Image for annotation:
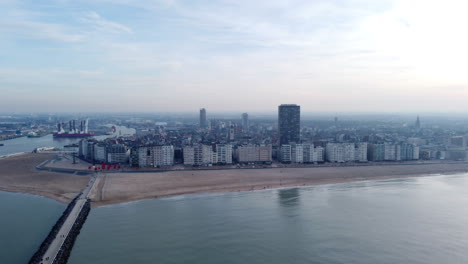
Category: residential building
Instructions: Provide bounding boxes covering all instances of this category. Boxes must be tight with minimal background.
[291,143,304,163]
[278,104,300,145]
[326,143,359,162]
[93,143,107,162]
[280,144,292,163]
[153,145,174,167]
[237,145,272,163]
[216,144,233,164]
[107,144,128,164]
[312,147,325,162]
[183,144,214,166]
[355,143,368,162]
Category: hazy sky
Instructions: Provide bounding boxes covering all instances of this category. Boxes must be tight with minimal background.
[1,0,468,113]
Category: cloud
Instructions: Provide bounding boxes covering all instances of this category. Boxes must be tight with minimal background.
[80,11,132,34]
[0,10,84,42]
[2,0,468,112]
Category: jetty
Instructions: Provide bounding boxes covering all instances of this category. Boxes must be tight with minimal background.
[29,174,98,264]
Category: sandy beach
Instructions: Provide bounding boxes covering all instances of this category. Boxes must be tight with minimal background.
[92,162,468,207]
[0,153,89,203]
[2,153,468,206]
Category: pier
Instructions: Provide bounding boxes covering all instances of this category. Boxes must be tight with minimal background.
[29,174,98,264]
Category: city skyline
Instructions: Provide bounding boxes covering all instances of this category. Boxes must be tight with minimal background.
[2,0,468,113]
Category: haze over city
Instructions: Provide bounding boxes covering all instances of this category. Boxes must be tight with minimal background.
[2,0,468,112]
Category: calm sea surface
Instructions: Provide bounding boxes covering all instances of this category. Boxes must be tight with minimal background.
[58,174,468,264]
[0,191,65,264]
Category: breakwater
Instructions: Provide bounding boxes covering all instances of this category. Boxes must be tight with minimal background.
[53,199,91,264]
[28,194,81,264]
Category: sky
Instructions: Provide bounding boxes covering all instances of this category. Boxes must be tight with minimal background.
[1,0,468,113]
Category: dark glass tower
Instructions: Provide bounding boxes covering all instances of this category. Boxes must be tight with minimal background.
[241,113,249,132]
[200,108,207,129]
[278,104,300,145]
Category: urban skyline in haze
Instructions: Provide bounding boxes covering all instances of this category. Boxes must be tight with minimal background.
[2,0,468,113]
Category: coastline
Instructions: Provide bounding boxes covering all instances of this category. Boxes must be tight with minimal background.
[92,172,458,207]
[0,153,89,204]
[90,162,468,207]
[1,153,468,207]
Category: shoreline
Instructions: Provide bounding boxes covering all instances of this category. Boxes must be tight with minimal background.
[93,172,458,207]
[0,170,462,208]
[0,153,89,205]
[90,162,468,207]
[1,153,468,207]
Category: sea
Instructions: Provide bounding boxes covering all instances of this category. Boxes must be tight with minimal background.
[1,129,468,263]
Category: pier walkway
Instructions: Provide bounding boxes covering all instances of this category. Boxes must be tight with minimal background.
[30,174,98,264]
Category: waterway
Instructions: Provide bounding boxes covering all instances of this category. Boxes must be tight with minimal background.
[64,174,468,264]
[0,125,135,157]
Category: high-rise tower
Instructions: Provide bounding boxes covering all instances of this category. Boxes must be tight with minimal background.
[278,104,300,145]
[415,115,421,129]
[200,108,207,129]
[241,113,249,132]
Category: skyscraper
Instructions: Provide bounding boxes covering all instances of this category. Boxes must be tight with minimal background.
[415,115,421,129]
[200,108,207,129]
[241,113,249,132]
[278,104,300,145]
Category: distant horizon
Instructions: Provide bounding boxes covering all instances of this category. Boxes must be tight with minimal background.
[1,110,468,119]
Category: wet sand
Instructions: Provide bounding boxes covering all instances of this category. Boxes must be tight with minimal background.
[0,153,89,203]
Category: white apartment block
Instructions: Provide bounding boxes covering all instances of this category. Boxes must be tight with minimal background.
[216,144,233,164]
[281,144,324,163]
[183,144,213,166]
[384,144,397,161]
[137,146,174,167]
[312,147,325,162]
[153,145,174,167]
[355,143,368,162]
[326,143,366,162]
[326,143,348,162]
[291,144,304,163]
[93,144,107,162]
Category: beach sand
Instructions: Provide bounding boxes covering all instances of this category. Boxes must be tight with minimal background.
[0,153,89,203]
[92,162,468,207]
[2,153,468,206]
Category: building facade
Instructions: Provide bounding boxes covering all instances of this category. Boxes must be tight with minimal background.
[200,108,207,129]
[237,145,272,163]
[278,104,300,145]
[242,113,249,132]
